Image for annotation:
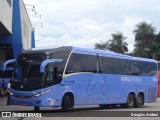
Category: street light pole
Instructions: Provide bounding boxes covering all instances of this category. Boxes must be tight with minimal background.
[153,53,155,59]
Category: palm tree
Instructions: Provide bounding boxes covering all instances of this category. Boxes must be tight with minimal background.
[133,21,155,48]
[94,41,109,50]
[133,41,146,57]
[109,32,128,54]
[133,21,156,58]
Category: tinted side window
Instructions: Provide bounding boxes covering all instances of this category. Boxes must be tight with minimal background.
[99,56,157,76]
[45,64,54,83]
[50,50,71,72]
[66,53,97,74]
[145,62,157,76]
[43,63,63,88]
[99,57,129,74]
[45,63,62,83]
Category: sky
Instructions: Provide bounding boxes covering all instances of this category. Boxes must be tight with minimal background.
[23,0,160,52]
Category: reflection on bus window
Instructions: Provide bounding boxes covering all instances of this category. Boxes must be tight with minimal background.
[66,53,97,74]
[99,57,157,76]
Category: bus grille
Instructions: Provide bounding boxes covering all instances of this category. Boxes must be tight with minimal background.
[13,95,33,99]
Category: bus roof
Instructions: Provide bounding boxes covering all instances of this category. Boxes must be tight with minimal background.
[71,47,156,63]
[22,46,156,63]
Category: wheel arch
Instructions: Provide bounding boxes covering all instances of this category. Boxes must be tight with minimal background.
[126,91,136,102]
[61,91,75,106]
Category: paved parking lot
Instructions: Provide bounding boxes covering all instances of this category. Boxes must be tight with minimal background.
[0,97,160,120]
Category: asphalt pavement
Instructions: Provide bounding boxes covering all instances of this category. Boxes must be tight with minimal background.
[0,97,160,120]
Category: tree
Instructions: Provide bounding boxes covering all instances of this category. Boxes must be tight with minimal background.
[109,32,128,54]
[133,21,156,58]
[151,32,160,59]
[152,32,160,52]
[94,40,109,50]
[133,41,147,57]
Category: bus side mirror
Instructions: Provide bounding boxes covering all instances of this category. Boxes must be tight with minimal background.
[40,59,63,73]
[3,59,16,71]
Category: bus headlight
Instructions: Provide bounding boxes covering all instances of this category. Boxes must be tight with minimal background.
[33,94,41,97]
[33,90,51,97]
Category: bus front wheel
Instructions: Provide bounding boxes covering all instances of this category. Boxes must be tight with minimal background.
[126,94,135,108]
[135,93,144,108]
[61,94,71,112]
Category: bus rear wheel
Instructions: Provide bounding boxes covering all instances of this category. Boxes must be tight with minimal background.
[126,94,135,108]
[135,93,144,108]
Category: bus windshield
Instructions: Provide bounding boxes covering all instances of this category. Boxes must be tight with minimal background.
[11,50,71,91]
[11,54,46,91]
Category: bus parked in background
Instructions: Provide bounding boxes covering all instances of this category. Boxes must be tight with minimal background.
[157,61,160,97]
[0,59,16,88]
[9,46,158,111]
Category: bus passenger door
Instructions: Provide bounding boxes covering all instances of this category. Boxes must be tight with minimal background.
[40,60,63,107]
[43,66,62,107]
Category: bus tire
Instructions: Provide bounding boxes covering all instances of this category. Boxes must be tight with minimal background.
[99,104,110,108]
[126,94,135,108]
[61,94,70,112]
[34,106,40,111]
[111,104,117,108]
[135,93,144,108]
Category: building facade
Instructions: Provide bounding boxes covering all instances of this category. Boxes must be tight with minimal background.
[0,0,35,66]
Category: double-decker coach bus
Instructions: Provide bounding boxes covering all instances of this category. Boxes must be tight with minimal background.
[10,46,158,111]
